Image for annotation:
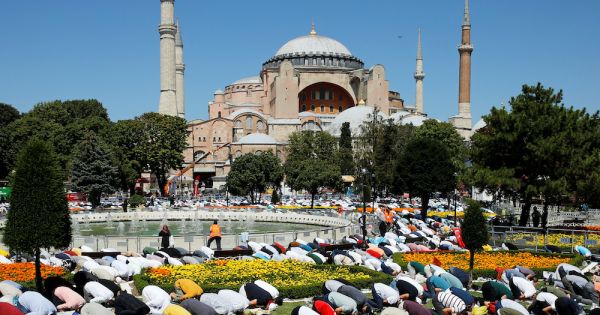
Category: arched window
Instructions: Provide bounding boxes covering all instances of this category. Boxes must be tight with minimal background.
[338,105,343,112]
[302,121,320,131]
[256,121,265,132]
[234,120,242,128]
[311,104,315,111]
[255,150,263,155]
[320,105,325,112]
[301,104,306,112]
[245,116,253,129]
[235,151,242,158]
[218,111,221,118]
[194,151,206,161]
[329,105,334,113]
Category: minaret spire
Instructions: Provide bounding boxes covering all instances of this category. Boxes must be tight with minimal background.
[462,0,470,26]
[414,28,425,115]
[158,0,178,116]
[450,0,474,139]
[175,19,185,118]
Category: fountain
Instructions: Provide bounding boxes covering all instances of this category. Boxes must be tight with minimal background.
[131,212,139,231]
[116,222,125,235]
[83,214,91,229]
[180,217,187,230]
[106,213,113,228]
[225,217,232,233]
[72,220,80,234]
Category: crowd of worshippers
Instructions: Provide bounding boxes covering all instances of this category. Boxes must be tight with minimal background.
[290,261,600,315]
[0,275,282,314]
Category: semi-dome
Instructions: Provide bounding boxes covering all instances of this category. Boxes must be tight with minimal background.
[400,115,428,127]
[235,133,279,145]
[327,105,388,137]
[275,35,352,57]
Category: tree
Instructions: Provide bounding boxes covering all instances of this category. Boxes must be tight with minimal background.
[414,120,466,172]
[226,152,283,203]
[3,139,71,292]
[395,138,456,219]
[338,122,354,175]
[71,133,119,208]
[470,83,600,225]
[134,113,188,196]
[461,199,490,283]
[0,103,20,128]
[102,119,145,194]
[285,131,342,208]
[0,103,21,179]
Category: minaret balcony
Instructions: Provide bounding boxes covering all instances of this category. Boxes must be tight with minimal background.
[458,44,473,53]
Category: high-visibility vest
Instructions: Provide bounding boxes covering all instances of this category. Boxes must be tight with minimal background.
[210,224,222,238]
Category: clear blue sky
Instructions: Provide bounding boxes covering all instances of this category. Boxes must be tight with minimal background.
[1,0,599,123]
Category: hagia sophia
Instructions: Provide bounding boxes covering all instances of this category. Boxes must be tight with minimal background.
[157,0,474,189]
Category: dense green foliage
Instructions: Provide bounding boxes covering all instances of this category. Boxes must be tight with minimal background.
[128,194,146,208]
[395,138,456,219]
[461,200,490,274]
[227,152,283,203]
[0,103,21,179]
[134,265,391,299]
[469,83,600,225]
[71,133,119,208]
[1,100,110,178]
[338,122,354,175]
[3,139,71,291]
[284,131,342,208]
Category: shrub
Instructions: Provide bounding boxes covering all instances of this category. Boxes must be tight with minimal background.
[128,194,145,207]
[135,260,391,299]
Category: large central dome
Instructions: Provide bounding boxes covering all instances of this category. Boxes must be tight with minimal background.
[263,26,363,70]
[275,34,352,57]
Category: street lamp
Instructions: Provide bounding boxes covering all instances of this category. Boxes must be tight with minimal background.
[360,168,368,248]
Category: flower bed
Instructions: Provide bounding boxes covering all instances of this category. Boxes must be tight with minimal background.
[505,232,600,249]
[134,260,392,299]
[0,263,65,286]
[392,251,581,279]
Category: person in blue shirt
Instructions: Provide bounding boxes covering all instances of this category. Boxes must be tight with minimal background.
[424,275,451,302]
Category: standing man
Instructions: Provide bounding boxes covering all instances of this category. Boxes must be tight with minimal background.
[207,220,222,250]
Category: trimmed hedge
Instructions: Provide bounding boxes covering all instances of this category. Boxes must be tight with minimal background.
[392,251,584,279]
[134,264,392,299]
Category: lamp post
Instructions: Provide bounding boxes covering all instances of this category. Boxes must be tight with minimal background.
[361,168,368,248]
[453,192,458,226]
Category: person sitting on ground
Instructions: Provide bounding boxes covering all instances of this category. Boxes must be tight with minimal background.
[325,291,358,314]
[371,283,400,310]
[481,280,514,301]
[432,289,467,315]
[217,289,250,314]
[83,281,115,305]
[508,275,537,300]
[559,274,599,305]
[53,285,86,311]
[312,297,336,315]
[529,291,559,315]
[114,291,151,315]
[80,302,115,315]
[239,281,282,311]
[292,305,320,315]
[394,275,423,302]
[16,291,57,315]
[336,284,373,314]
[170,279,203,302]
[142,285,172,314]
[401,299,431,315]
[180,298,218,315]
[163,303,193,315]
[0,302,25,315]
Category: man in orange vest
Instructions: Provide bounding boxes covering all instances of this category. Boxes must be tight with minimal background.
[207,220,222,250]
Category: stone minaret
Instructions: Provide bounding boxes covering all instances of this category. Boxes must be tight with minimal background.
[451,0,473,138]
[158,0,178,116]
[414,28,425,115]
[175,21,185,118]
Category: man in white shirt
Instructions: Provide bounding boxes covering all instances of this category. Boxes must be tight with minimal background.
[532,292,558,315]
[83,281,114,305]
[371,283,400,310]
[510,276,536,299]
[142,285,171,314]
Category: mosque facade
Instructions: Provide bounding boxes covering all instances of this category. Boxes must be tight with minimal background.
[157,0,473,189]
